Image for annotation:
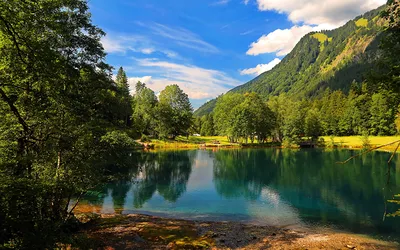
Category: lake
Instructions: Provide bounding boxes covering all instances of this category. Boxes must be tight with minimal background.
[78,148,400,239]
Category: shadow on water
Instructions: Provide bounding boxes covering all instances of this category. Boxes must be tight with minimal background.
[78,148,400,239]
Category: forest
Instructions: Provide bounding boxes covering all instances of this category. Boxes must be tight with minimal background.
[194,85,400,145]
[0,0,399,248]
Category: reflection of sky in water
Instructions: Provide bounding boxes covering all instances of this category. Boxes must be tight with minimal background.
[79,149,400,238]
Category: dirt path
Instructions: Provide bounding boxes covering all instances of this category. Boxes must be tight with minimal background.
[71,214,399,250]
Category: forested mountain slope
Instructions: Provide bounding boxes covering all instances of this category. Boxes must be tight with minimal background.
[194,6,386,116]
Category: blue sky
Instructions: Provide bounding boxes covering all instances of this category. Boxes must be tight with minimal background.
[88,0,385,109]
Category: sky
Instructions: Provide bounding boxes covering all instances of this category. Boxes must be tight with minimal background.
[88,0,386,109]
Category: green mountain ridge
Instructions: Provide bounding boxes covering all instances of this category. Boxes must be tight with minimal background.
[194,6,386,117]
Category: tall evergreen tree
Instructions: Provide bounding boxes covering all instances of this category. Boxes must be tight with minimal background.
[115,66,132,126]
[116,66,129,95]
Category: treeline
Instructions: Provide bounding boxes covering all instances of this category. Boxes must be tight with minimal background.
[194,84,400,144]
[130,78,193,139]
[112,67,193,140]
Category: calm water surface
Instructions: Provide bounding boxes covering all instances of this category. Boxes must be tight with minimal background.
[80,149,400,239]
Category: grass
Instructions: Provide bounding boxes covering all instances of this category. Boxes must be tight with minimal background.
[144,135,400,152]
[355,18,369,27]
[311,33,329,43]
[149,136,237,149]
[321,136,400,151]
[311,33,332,52]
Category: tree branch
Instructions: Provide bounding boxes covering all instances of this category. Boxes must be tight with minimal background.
[0,87,30,133]
[337,140,400,164]
[0,14,28,65]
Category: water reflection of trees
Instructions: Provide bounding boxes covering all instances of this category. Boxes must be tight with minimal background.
[213,149,279,200]
[83,150,195,210]
[213,149,400,232]
[132,151,195,207]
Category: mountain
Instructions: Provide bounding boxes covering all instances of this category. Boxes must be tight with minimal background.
[194,6,386,117]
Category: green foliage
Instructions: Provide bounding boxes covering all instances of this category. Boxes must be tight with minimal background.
[214,92,274,143]
[205,0,400,141]
[395,109,400,134]
[369,91,397,135]
[100,131,140,150]
[200,114,215,136]
[140,134,151,143]
[305,109,322,140]
[361,133,372,150]
[114,67,132,127]
[311,33,331,51]
[197,6,387,116]
[0,0,139,247]
[194,98,218,117]
[133,82,158,136]
[281,101,306,143]
[156,85,193,139]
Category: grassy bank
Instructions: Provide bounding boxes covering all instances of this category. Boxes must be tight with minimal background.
[147,136,239,149]
[322,136,400,151]
[142,135,400,152]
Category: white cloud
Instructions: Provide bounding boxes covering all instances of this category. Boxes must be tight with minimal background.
[144,23,219,53]
[141,48,155,54]
[210,0,231,6]
[126,59,241,100]
[240,58,281,76]
[256,0,386,27]
[101,36,128,54]
[243,0,250,4]
[246,0,385,57]
[101,33,180,58]
[240,29,255,36]
[247,25,316,56]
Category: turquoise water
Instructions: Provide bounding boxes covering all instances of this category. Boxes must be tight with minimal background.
[81,149,400,238]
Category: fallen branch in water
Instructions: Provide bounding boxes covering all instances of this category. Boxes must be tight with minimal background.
[336,140,400,164]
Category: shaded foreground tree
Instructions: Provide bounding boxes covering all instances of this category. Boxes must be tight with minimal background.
[0,0,137,248]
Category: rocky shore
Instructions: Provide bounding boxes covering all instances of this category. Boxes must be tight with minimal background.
[70,213,399,249]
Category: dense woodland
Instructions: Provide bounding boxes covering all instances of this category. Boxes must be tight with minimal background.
[194,85,400,145]
[0,0,399,248]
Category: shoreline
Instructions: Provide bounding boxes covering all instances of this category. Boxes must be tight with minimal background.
[70,213,399,249]
[138,136,400,152]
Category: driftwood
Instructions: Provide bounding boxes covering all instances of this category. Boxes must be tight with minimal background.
[337,139,400,221]
[336,140,400,164]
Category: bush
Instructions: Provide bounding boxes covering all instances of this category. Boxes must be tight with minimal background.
[101,131,140,150]
[282,138,299,148]
[361,133,371,150]
[317,137,326,147]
